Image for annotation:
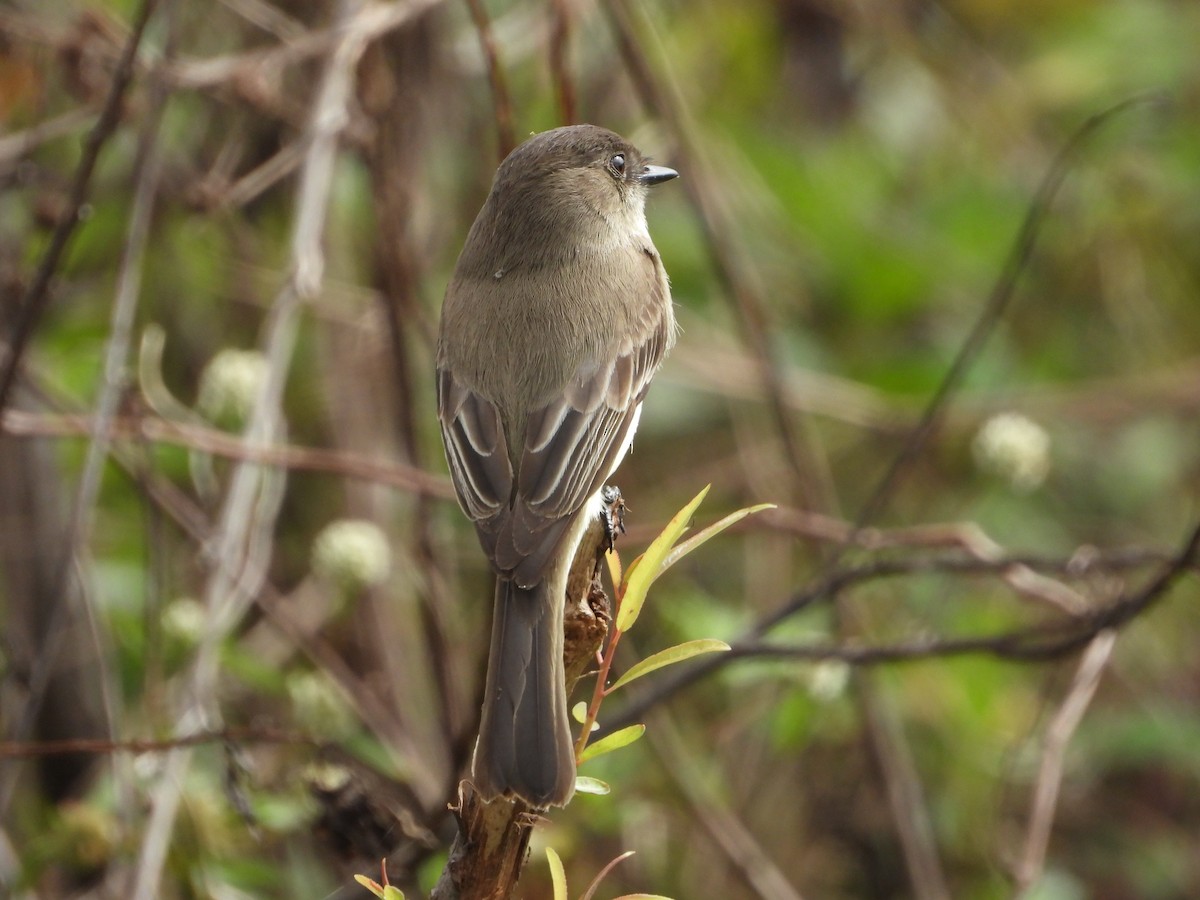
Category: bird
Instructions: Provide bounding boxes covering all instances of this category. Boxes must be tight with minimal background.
[436,124,678,807]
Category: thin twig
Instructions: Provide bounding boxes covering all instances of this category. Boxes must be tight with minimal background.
[1012,630,1117,895]
[0,0,158,414]
[130,4,403,896]
[645,712,806,900]
[463,0,516,160]
[603,0,832,511]
[548,0,576,124]
[599,518,1200,733]
[1,409,455,498]
[0,105,99,168]
[851,95,1158,534]
[0,727,317,759]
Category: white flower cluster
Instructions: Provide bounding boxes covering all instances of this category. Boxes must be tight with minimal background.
[972,412,1051,493]
[197,348,268,425]
[161,596,207,644]
[312,519,392,594]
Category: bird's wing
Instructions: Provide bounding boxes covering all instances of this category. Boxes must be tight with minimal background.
[438,275,672,587]
[499,285,672,586]
[437,366,513,563]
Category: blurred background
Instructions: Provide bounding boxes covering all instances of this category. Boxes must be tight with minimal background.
[1,0,1198,897]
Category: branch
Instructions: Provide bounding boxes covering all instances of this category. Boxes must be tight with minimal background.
[598,520,1200,734]
[851,95,1160,534]
[548,0,576,124]
[463,0,516,160]
[602,0,832,510]
[130,4,405,896]
[1012,630,1116,895]
[0,0,158,414]
[1,409,455,498]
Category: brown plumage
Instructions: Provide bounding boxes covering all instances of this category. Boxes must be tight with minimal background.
[437,125,677,806]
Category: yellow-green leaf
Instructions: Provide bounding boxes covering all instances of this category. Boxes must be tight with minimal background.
[605,546,623,591]
[546,847,568,900]
[354,875,384,898]
[660,504,775,575]
[577,723,646,764]
[352,875,404,900]
[607,640,731,694]
[616,485,710,632]
[574,775,611,795]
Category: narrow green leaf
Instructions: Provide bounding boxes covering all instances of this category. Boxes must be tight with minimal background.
[616,485,710,632]
[660,504,775,575]
[607,640,731,694]
[354,875,385,899]
[577,723,646,764]
[573,775,611,795]
[353,876,405,900]
[546,847,568,900]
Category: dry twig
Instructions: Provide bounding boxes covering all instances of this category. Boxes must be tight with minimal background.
[1012,631,1117,895]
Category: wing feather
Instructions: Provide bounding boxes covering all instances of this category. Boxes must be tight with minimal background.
[438,264,673,589]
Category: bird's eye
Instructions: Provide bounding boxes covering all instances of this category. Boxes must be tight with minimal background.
[609,153,626,176]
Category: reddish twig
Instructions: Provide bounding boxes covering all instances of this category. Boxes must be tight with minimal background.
[0,727,315,759]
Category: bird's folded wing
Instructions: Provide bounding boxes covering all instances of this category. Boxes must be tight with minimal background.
[438,292,672,585]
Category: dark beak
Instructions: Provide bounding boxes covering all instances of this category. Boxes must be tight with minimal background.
[637,164,678,186]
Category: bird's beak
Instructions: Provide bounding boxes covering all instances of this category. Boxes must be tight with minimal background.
[636,164,678,186]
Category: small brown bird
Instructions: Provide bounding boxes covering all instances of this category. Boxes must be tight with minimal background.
[436,125,678,807]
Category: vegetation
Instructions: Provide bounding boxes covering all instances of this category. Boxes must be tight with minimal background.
[0,0,1198,897]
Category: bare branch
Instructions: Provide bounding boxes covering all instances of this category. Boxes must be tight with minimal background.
[1012,631,1116,895]
[0,0,158,414]
[463,0,516,159]
[1,409,455,498]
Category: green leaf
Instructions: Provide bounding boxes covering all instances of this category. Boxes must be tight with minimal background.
[352,875,404,899]
[607,639,731,694]
[546,847,568,900]
[616,486,711,632]
[578,724,646,764]
[573,775,611,795]
[354,875,384,898]
[660,504,775,575]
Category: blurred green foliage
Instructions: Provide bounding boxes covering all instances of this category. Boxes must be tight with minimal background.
[0,0,1198,897]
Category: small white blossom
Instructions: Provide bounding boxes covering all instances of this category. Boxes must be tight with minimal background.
[973,412,1051,493]
[197,348,268,425]
[809,660,850,702]
[312,519,392,593]
[162,596,206,644]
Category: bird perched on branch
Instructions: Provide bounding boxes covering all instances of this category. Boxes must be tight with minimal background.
[437,124,678,807]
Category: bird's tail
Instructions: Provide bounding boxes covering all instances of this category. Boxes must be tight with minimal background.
[473,577,576,807]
